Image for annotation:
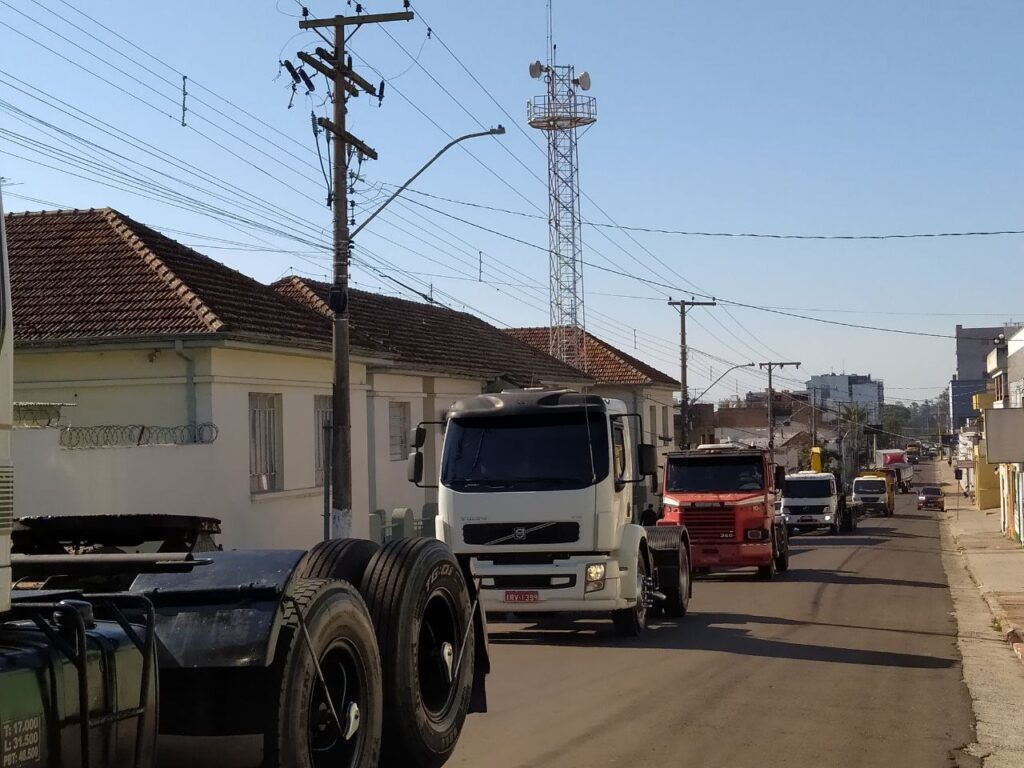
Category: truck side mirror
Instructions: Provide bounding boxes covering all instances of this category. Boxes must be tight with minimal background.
[637,443,657,477]
[774,465,786,491]
[411,424,427,449]
[407,451,424,485]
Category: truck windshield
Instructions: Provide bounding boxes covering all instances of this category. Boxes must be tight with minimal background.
[784,479,832,498]
[665,455,764,493]
[441,412,609,491]
[855,480,886,494]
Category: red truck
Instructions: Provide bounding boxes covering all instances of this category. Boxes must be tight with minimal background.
[659,444,790,578]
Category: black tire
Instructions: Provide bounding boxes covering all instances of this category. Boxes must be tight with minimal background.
[266,578,383,768]
[359,538,474,768]
[757,538,778,580]
[774,534,790,573]
[612,552,649,637]
[663,542,691,618]
[300,538,381,584]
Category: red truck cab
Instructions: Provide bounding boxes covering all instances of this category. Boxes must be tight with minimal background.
[660,444,789,579]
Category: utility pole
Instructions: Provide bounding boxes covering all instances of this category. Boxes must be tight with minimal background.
[668,299,716,449]
[758,361,801,465]
[299,9,412,538]
[809,386,818,446]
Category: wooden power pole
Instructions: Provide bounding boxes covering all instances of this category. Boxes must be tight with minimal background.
[299,9,412,538]
[668,299,716,449]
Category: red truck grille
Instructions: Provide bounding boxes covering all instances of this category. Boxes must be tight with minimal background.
[682,511,736,542]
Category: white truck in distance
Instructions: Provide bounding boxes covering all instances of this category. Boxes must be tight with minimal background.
[782,471,843,535]
[408,389,693,637]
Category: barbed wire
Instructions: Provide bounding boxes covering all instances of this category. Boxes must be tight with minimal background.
[55,423,219,449]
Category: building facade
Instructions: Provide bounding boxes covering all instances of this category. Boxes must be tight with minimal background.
[6,208,590,550]
[806,373,884,424]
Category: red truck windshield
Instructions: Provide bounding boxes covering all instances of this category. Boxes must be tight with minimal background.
[666,455,764,493]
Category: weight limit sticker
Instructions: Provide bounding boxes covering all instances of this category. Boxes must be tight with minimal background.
[1,716,42,768]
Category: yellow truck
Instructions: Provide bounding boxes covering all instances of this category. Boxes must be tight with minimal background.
[851,471,895,517]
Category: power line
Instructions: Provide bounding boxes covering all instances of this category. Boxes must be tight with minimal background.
[389,186,1024,242]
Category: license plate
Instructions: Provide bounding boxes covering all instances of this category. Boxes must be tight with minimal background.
[504,590,540,603]
[799,516,814,523]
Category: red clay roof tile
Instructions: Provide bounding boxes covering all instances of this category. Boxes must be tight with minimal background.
[273,276,591,385]
[504,326,678,387]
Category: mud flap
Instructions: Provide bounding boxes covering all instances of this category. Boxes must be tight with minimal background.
[459,554,489,714]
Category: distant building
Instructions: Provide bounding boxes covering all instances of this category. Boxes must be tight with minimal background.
[950,325,1009,428]
[806,374,884,424]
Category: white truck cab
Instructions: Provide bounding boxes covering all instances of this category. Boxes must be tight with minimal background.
[408,389,692,637]
[782,471,840,535]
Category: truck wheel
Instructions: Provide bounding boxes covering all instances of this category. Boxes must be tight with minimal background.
[268,578,383,768]
[663,542,691,618]
[360,538,474,768]
[612,554,650,637]
[300,538,381,584]
[774,539,790,573]
[757,540,778,580]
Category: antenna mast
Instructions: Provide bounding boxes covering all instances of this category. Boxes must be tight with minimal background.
[528,2,596,370]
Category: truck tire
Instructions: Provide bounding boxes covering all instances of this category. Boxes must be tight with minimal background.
[757,537,778,580]
[645,527,690,618]
[774,537,790,573]
[300,538,380,584]
[663,543,692,617]
[612,553,650,637]
[267,578,383,768]
[359,538,474,768]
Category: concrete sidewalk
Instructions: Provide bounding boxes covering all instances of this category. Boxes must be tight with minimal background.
[935,460,1024,661]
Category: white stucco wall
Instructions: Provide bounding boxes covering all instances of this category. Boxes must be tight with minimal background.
[367,372,481,517]
[11,342,492,549]
[15,345,209,426]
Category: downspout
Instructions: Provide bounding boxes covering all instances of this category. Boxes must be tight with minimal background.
[174,340,197,442]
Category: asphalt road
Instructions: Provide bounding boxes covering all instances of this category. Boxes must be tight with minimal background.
[448,466,974,768]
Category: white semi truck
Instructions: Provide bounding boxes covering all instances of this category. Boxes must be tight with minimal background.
[408,389,693,637]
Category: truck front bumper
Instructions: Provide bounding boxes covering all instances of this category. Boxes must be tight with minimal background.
[784,514,833,529]
[471,555,637,613]
[690,541,771,568]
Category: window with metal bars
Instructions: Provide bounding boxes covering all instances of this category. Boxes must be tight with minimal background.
[649,404,657,443]
[389,401,411,461]
[662,406,669,442]
[249,393,281,493]
[314,394,331,487]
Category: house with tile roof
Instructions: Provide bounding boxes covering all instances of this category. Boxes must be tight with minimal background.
[5,208,590,549]
[505,326,679,509]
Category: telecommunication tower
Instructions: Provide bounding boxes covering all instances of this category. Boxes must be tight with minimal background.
[528,6,595,369]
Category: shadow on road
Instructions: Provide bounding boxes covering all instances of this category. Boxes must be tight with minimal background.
[487,611,956,669]
[697,566,945,589]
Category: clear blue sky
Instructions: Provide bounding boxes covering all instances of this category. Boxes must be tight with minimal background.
[2,0,1022,403]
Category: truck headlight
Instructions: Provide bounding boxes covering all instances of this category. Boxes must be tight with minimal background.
[824,514,832,521]
[585,563,606,592]
[744,528,767,541]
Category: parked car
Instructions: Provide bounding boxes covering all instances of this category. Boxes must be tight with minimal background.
[917,485,945,511]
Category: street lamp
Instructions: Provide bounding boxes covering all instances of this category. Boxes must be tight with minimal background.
[693,363,755,404]
[329,125,504,539]
[352,126,506,238]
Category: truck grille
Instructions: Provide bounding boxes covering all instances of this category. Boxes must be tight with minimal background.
[683,511,735,543]
[0,465,12,533]
[786,505,823,515]
[481,575,578,590]
[463,522,580,546]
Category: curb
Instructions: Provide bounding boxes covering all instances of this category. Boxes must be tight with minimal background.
[948,518,1024,665]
